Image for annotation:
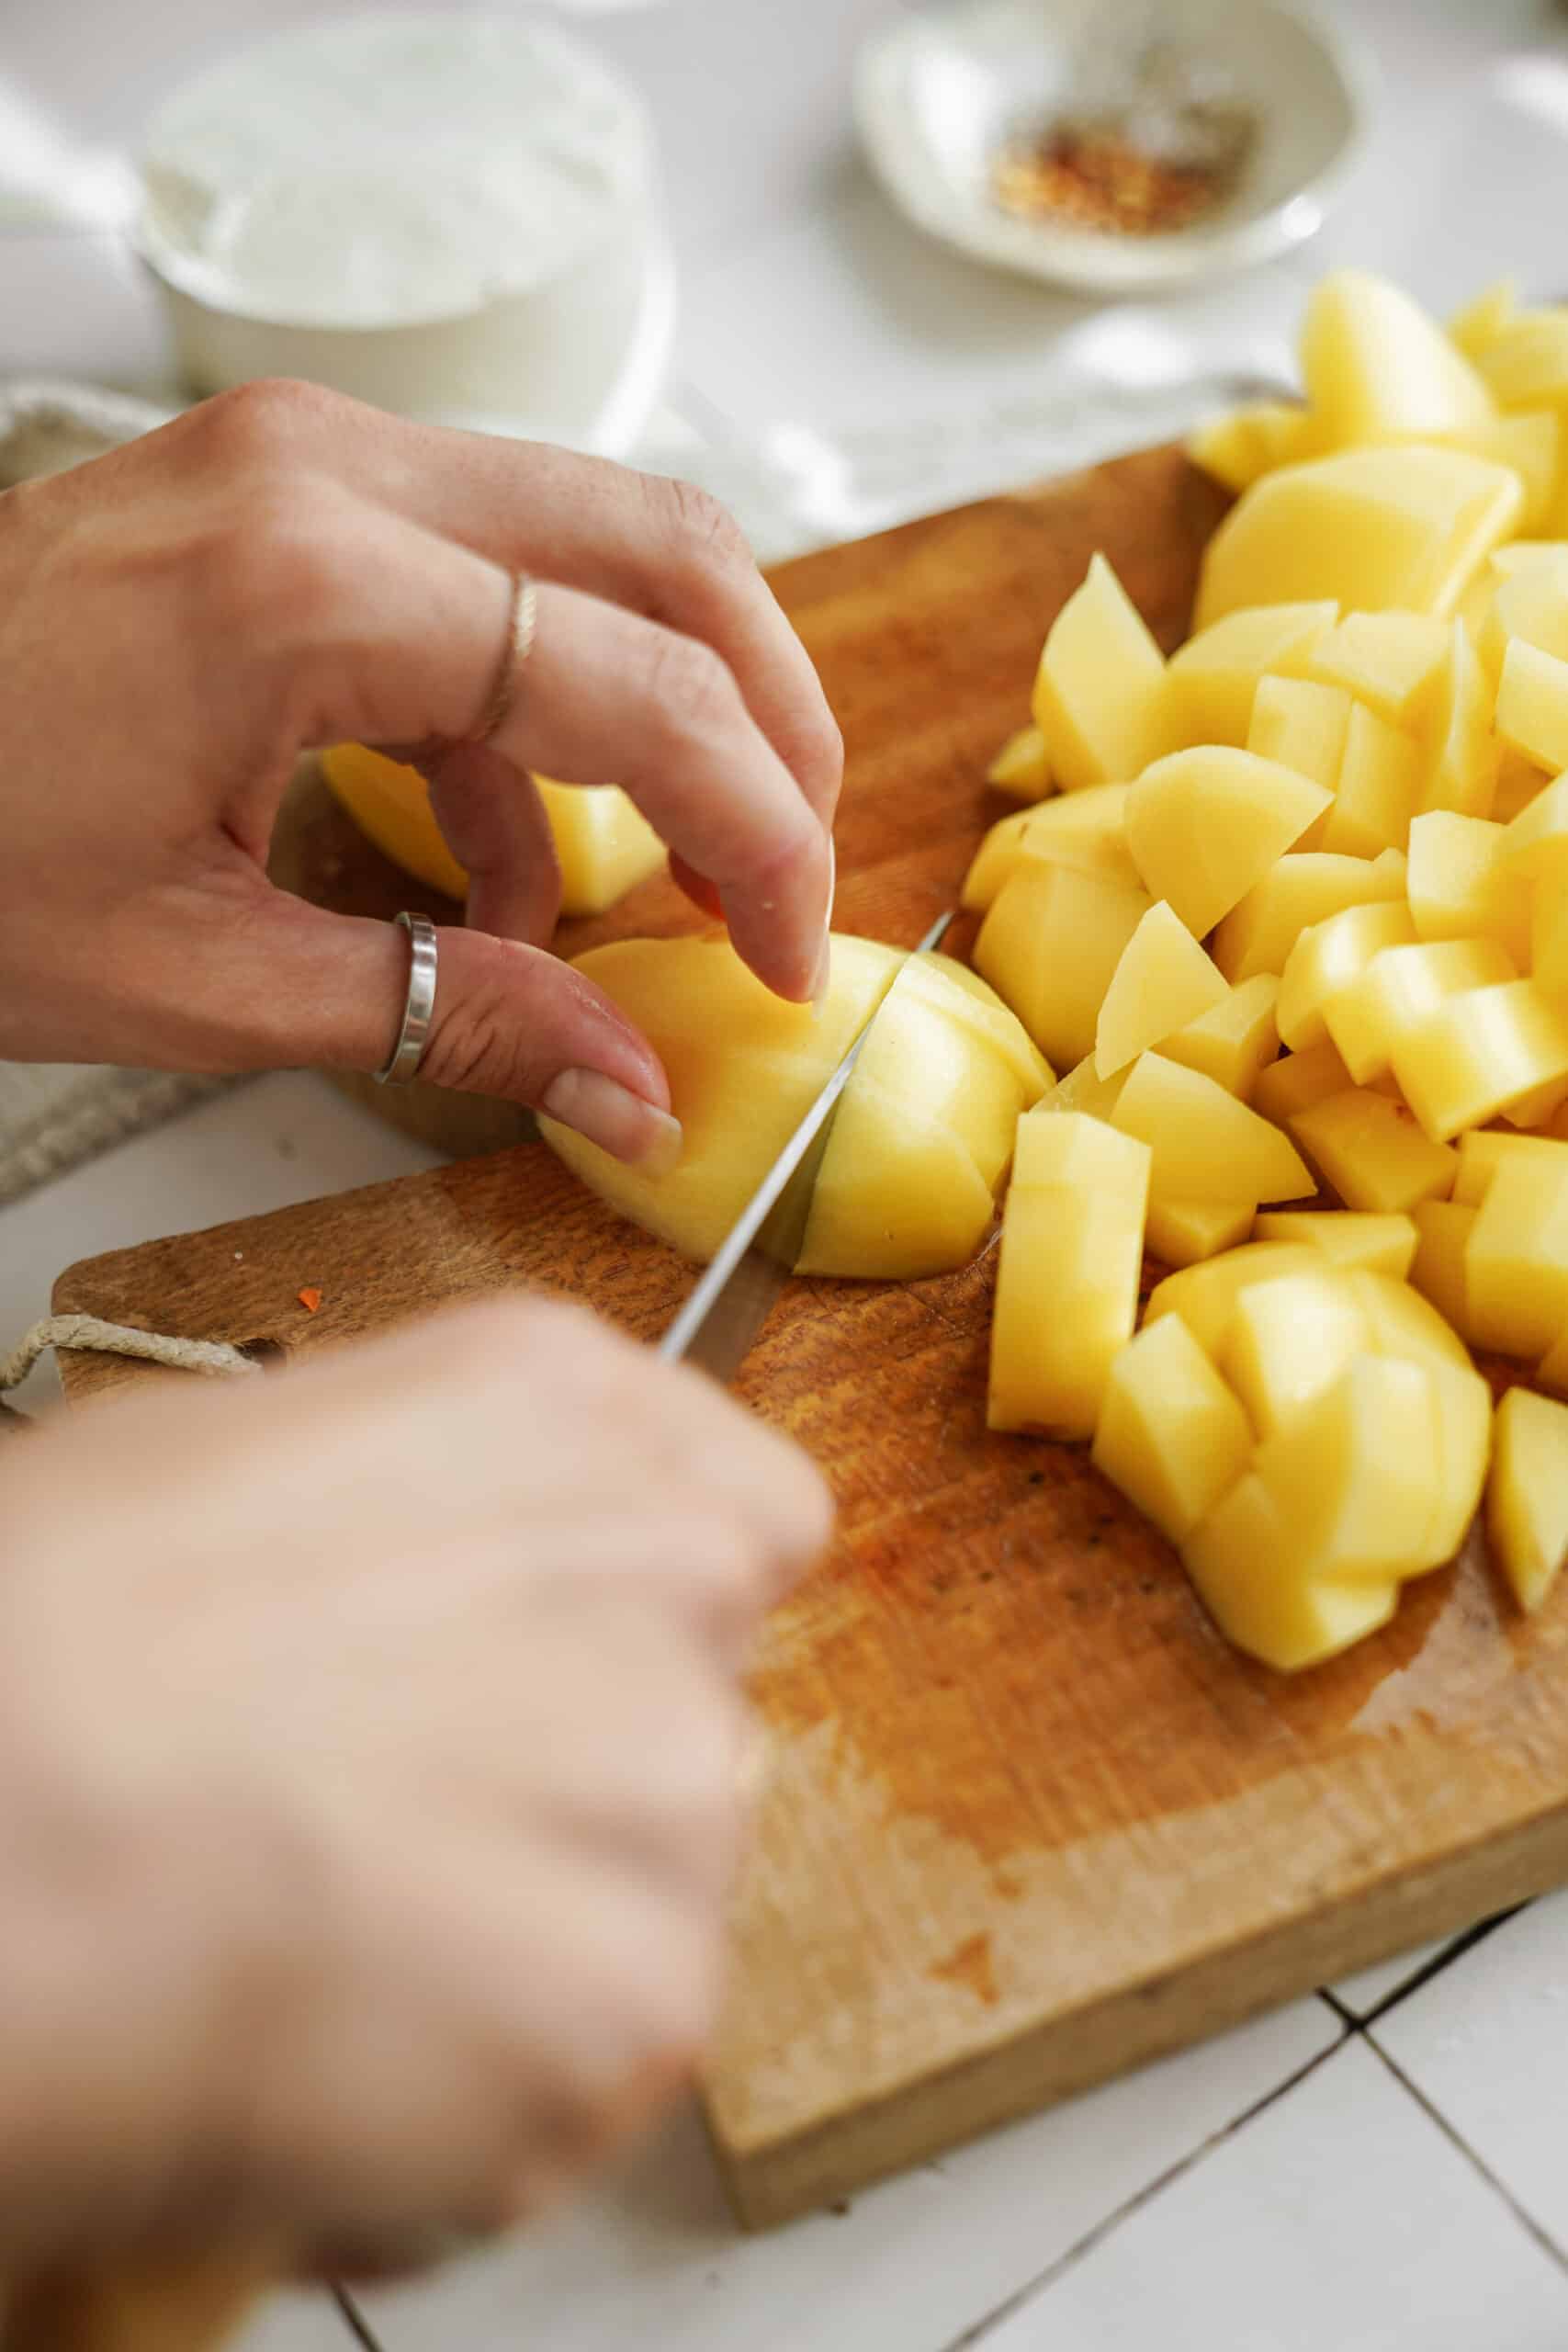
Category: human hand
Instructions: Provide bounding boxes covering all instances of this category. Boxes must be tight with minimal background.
[0,383,841,1167]
[0,1298,829,2271]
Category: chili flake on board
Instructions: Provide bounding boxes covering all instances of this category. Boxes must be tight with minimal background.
[297,1287,323,1315]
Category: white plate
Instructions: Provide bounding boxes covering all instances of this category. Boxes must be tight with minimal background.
[854,0,1376,294]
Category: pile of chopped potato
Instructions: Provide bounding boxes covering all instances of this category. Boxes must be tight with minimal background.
[975,267,1568,1668]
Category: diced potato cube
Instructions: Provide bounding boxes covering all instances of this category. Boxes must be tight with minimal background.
[960,785,1134,912]
[1111,1053,1314,1209]
[1533,886,1568,995]
[1420,621,1499,818]
[1196,447,1521,630]
[1289,1087,1459,1214]
[1449,277,1518,361]
[1325,938,1518,1085]
[1145,1196,1256,1270]
[1436,410,1560,537]
[1277,903,1420,1054]
[1213,851,1408,987]
[1537,1322,1568,1396]
[1247,675,1353,792]
[1492,747,1550,824]
[1406,811,1532,963]
[1348,1268,1475,1372]
[1453,1129,1568,1204]
[1479,560,1568,684]
[1392,980,1568,1143]
[1303,270,1495,443]
[987,724,1052,800]
[1180,1474,1399,1671]
[1186,401,1316,493]
[1259,1363,1457,1580]
[1094,903,1228,1080]
[988,1113,1150,1438]
[1309,611,1450,725]
[975,857,1152,1071]
[1409,1200,1480,1347]
[1253,1040,1357,1125]
[1501,768,1568,878]
[1495,638,1568,774]
[1321,705,1422,857]
[1474,310,1568,410]
[1254,1210,1418,1278]
[1218,1268,1370,1439]
[1423,1356,1496,1559]
[1090,1317,1254,1544]
[1145,1241,1320,1359]
[1126,751,1331,941]
[1032,554,1172,792]
[1464,1156,1568,1356]
[1164,603,1337,748]
[1252,1356,1443,1579]
[1161,974,1280,1100]
[1486,1387,1568,1612]
[1036,1055,1129,1123]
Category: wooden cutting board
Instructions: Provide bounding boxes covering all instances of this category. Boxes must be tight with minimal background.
[51,445,1568,2233]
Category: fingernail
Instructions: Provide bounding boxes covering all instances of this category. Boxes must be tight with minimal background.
[811,927,833,1012]
[542,1069,682,1172]
[813,840,836,1011]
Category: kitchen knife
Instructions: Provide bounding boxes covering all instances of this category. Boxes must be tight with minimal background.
[3,908,955,2352]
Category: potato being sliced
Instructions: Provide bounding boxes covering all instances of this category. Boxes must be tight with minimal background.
[542,935,1048,1276]
[1125,750,1330,940]
[320,743,665,917]
[1195,447,1523,630]
[1094,904,1228,1080]
[1487,1387,1568,1613]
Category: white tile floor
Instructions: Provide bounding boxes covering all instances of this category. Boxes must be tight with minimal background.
[8,0,1568,2346]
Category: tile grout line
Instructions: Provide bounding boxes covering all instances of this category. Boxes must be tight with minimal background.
[941,2023,1354,2352]
[1363,2034,1568,2282]
[1352,1908,1528,2031]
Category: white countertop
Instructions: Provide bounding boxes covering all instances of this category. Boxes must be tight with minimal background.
[6,4,1568,2346]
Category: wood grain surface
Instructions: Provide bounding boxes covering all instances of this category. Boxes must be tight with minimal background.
[55,444,1568,2234]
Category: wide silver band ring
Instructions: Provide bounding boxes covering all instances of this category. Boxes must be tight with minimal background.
[377,911,439,1086]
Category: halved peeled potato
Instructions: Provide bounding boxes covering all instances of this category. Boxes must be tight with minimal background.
[320,743,665,918]
[540,935,1049,1278]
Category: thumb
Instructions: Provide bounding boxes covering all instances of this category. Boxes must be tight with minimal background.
[193,888,682,1169]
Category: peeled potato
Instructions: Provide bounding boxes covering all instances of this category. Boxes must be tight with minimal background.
[1302,269,1495,447]
[541,935,1049,1278]
[1195,447,1523,629]
[320,742,665,918]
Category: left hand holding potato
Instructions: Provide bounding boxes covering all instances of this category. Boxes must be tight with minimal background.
[0,380,841,1167]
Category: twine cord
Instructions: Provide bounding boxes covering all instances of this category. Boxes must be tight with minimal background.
[0,1315,261,1432]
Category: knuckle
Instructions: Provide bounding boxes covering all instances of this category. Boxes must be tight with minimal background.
[641,628,739,746]
[660,476,750,575]
[184,377,347,472]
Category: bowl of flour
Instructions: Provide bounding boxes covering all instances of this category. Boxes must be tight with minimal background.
[136,12,674,454]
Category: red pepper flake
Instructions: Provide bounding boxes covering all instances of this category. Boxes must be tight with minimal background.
[297,1287,324,1315]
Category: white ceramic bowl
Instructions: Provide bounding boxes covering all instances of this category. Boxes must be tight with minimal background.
[854,0,1375,294]
[135,13,675,458]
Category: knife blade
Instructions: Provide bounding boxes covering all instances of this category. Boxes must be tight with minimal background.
[660,908,955,1384]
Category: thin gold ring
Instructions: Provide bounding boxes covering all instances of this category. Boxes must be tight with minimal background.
[475,571,539,745]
